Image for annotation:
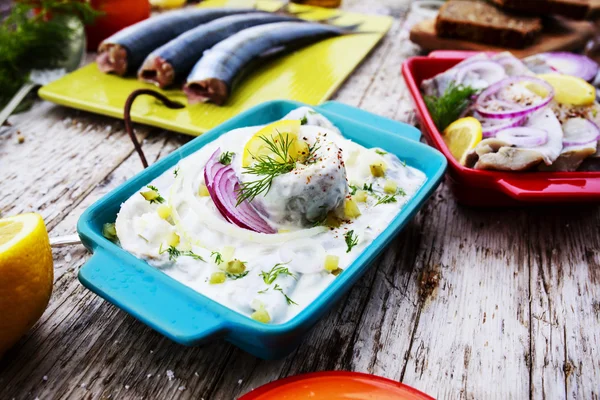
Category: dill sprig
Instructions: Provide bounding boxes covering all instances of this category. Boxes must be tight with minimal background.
[344,230,359,253]
[0,1,100,108]
[237,133,296,205]
[375,195,397,206]
[304,141,321,165]
[375,149,387,156]
[219,151,234,166]
[424,82,478,131]
[211,251,223,265]
[173,167,180,177]
[260,262,296,285]
[274,284,297,305]
[159,245,204,262]
[140,185,165,204]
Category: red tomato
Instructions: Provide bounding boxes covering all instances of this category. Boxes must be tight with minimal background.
[85,0,151,51]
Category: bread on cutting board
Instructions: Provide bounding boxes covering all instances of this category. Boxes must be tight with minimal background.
[490,0,590,20]
[435,0,543,49]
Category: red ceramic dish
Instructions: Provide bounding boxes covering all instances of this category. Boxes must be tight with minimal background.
[402,51,600,206]
[239,371,434,400]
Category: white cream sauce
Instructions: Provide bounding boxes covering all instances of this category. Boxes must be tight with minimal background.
[115,108,426,324]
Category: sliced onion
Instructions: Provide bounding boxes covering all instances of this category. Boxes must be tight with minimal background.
[455,60,506,86]
[204,149,276,234]
[479,114,527,138]
[475,76,554,119]
[496,127,548,148]
[538,52,598,82]
[562,118,600,147]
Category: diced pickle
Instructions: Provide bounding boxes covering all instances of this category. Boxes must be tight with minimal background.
[198,184,210,197]
[295,140,310,163]
[225,259,246,274]
[251,308,271,323]
[324,255,340,272]
[344,199,361,219]
[384,179,398,194]
[354,190,368,203]
[369,162,387,177]
[325,213,342,228]
[157,204,171,219]
[332,267,343,276]
[166,232,180,248]
[209,272,226,284]
[222,246,235,262]
[140,190,160,202]
[102,223,117,241]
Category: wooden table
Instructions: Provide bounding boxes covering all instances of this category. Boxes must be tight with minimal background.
[1,1,599,399]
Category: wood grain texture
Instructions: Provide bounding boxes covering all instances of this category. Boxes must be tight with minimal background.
[1,1,599,399]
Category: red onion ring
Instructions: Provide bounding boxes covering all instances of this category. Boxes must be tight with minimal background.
[562,118,600,147]
[539,52,598,82]
[475,76,554,119]
[496,127,548,148]
[204,149,276,234]
[479,114,527,138]
[455,60,506,87]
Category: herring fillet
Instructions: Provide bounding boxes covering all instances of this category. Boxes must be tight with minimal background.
[97,8,258,76]
[138,13,303,88]
[184,22,348,105]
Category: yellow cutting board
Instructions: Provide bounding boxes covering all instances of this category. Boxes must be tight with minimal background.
[39,0,391,136]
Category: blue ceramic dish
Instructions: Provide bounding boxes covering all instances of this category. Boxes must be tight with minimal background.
[77,100,446,359]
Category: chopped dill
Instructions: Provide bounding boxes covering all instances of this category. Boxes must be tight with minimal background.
[375,149,387,156]
[424,82,478,131]
[211,251,223,265]
[237,133,296,204]
[226,271,249,280]
[173,167,180,177]
[304,141,321,164]
[159,244,204,262]
[258,288,269,294]
[344,230,359,253]
[363,183,373,192]
[349,185,358,195]
[300,116,308,125]
[219,151,234,166]
[260,262,296,285]
[401,160,407,167]
[375,195,397,206]
[274,284,297,305]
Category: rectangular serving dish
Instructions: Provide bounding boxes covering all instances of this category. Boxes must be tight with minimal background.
[77,100,446,359]
[402,51,600,206]
[38,0,392,136]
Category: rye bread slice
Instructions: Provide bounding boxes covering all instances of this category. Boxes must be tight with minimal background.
[436,0,543,49]
[490,0,590,20]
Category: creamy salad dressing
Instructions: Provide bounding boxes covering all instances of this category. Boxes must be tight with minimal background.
[115,108,426,324]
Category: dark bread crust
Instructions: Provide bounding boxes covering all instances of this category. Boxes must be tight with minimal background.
[436,0,543,49]
[490,0,590,20]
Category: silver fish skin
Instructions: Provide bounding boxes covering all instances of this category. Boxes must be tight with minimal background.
[138,13,302,88]
[97,8,258,75]
[184,22,348,105]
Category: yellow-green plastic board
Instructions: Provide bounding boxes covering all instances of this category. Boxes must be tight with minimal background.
[39,0,392,136]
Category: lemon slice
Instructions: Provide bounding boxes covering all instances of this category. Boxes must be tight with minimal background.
[442,117,482,165]
[538,73,595,106]
[242,120,307,167]
[0,213,53,356]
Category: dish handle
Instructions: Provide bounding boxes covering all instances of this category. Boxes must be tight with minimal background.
[78,250,227,345]
[497,176,600,201]
[317,101,422,142]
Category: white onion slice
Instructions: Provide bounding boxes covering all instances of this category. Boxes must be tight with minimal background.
[562,118,600,147]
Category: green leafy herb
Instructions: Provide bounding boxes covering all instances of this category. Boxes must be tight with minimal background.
[260,262,296,285]
[159,245,204,262]
[237,133,296,204]
[344,230,359,253]
[0,1,101,108]
[173,167,180,177]
[226,271,249,280]
[141,185,165,204]
[274,284,297,305]
[219,151,234,166]
[363,183,374,192]
[401,160,407,167]
[375,195,397,206]
[258,288,269,294]
[304,141,321,165]
[300,115,308,125]
[349,185,358,195]
[424,82,478,131]
[375,149,387,156]
[211,251,223,265]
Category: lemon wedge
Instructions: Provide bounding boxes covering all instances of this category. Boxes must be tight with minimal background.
[538,73,595,106]
[442,117,482,165]
[242,120,308,167]
[0,213,53,357]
